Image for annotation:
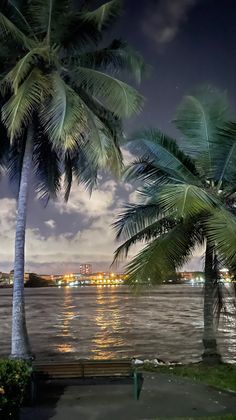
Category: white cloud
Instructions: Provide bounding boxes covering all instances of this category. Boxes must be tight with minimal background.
[0,198,16,228]
[121,147,135,165]
[0,180,204,274]
[128,190,142,204]
[123,183,133,192]
[142,0,198,48]
[0,181,125,273]
[44,219,56,229]
[55,179,118,219]
[0,198,16,261]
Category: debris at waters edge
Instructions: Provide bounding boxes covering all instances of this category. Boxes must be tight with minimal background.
[132,357,183,367]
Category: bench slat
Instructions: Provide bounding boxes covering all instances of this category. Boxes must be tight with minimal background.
[31,360,143,401]
[33,360,132,377]
[33,360,133,379]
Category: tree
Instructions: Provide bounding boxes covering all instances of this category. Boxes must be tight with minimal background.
[113,87,236,364]
[25,273,54,287]
[0,0,144,359]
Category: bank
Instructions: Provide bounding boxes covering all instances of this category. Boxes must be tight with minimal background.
[143,362,236,393]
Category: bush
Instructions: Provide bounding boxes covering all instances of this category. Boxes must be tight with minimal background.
[0,359,32,419]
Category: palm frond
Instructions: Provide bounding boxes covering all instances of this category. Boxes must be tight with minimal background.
[46,0,53,43]
[85,111,123,177]
[73,84,123,140]
[7,135,25,186]
[174,86,228,177]
[33,125,61,203]
[215,121,236,188]
[129,128,200,184]
[75,66,144,118]
[2,68,50,140]
[137,176,182,202]
[66,144,98,193]
[81,0,122,31]
[124,158,193,195]
[27,0,72,39]
[3,46,49,94]
[77,39,146,84]
[113,216,177,264]
[54,12,101,51]
[124,220,202,285]
[0,120,9,177]
[157,184,220,218]
[7,0,37,40]
[206,208,236,268]
[113,203,162,240]
[40,73,87,150]
[124,158,171,185]
[0,11,34,49]
[64,152,73,201]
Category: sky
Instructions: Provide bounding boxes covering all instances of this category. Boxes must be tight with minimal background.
[1,0,236,274]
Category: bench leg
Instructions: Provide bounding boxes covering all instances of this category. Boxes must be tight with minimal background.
[29,375,37,405]
[133,371,143,400]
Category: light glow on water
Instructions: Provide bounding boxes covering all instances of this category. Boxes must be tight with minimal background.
[0,285,235,362]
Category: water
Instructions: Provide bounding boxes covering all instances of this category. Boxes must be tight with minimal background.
[0,285,235,363]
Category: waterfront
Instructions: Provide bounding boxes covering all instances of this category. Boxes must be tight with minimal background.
[0,285,235,363]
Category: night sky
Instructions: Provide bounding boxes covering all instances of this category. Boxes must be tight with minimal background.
[1,0,236,274]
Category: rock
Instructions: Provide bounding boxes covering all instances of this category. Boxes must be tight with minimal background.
[133,358,144,366]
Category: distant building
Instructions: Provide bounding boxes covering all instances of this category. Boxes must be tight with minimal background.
[79,264,92,275]
[0,272,10,286]
[219,269,233,282]
[178,271,194,281]
[178,271,204,282]
[9,270,14,285]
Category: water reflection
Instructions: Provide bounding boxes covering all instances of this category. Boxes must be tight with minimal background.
[0,286,235,362]
[56,344,73,353]
[91,287,127,359]
[56,287,75,354]
[218,296,236,358]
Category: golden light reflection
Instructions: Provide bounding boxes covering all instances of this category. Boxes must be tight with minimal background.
[56,287,74,354]
[57,343,73,353]
[90,287,127,359]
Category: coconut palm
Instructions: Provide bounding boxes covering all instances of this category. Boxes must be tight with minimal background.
[0,0,144,359]
[113,87,236,364]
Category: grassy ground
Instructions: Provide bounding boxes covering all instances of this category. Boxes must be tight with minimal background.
[143,363,236,420]
[156,417,236,420]
[143,362,236,393]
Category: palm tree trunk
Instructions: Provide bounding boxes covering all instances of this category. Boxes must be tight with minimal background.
[11,126,33,359]
[202,241,221,364]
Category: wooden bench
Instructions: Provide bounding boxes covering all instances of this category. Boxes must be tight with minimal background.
[32,360,143,401]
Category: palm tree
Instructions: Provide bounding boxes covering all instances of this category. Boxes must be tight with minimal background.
[113,87,236,364]
[0,0,144,359]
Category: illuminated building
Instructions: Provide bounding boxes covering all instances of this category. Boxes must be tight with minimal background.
[79,264,92,275]
[0,272,10,286]
[219,268,234,282]
[178,271,204,282]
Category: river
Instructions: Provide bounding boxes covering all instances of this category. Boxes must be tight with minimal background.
[0,285,235,363]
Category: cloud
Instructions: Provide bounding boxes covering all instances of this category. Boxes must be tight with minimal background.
[55,179,118,219]
[0,198,16,261]
[44,219,56,229]
[0,180,204,275]
[0,180,125,274]
[121,147,135,165]
[142,0,198,48]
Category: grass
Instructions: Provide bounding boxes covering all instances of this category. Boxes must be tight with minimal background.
[143,363,236,420]
[156,417,236,420]
[143,362,236,393]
